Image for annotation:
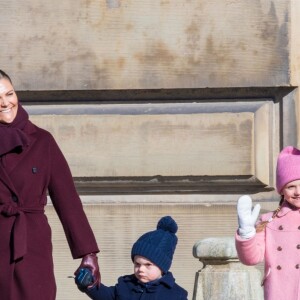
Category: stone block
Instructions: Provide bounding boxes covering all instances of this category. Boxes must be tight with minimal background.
[28,100,275,193]
[193,237,263,300]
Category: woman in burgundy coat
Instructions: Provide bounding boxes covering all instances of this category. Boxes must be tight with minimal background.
[0,69,100,300]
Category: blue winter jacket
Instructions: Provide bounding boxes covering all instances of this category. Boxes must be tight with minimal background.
[85,272,188,300]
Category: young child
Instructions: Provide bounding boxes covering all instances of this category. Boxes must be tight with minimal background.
[76,215,188,300]
[236,146,300,300]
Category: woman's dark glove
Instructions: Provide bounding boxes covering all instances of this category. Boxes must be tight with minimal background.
[74,253,101,289]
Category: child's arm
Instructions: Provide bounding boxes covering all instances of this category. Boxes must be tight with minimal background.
[235,229,265,265]
[86,284,116,300]
[75,268,116,300]
[235,195,265,265]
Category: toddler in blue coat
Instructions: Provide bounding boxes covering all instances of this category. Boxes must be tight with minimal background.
[75,216,188,300]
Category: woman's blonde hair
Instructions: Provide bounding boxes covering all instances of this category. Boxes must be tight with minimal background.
[255,196,284,233]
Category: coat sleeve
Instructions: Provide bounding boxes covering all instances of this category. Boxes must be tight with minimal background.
[181,289,188,300]
[86,283,116,300]
[47,134,99,258]
[235,229,265,265]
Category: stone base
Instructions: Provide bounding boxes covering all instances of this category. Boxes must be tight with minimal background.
[193,262,263,300]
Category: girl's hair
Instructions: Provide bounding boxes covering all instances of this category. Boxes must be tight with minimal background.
[256,195,284,233]
[0,69,12,83]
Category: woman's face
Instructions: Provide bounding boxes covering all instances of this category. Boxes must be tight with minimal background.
[282,179,300,208]
[0,78,18,124]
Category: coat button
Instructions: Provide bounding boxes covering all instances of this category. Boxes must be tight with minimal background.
[298,226,300,230]
[277,246,282,251]
[297,245,300,249]
[277,265,282,270]
[296,264,300,269]
[278,225,284,230]
[11,195,18,202]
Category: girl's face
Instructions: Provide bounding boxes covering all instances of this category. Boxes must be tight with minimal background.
[0,78,18,124]
[133,255,162,283]
[282,179,300,208]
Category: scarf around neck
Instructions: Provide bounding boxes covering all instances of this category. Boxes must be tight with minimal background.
[0,104,29,156]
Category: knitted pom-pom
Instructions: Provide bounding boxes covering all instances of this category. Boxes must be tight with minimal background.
[157,216,178,233]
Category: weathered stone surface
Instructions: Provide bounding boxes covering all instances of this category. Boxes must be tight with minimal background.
[193,237,263,300]
[193,263,263,300]
[0,0,298,90]
[29,106,253,177]
[193,237,237,260]
[27,100,276,193]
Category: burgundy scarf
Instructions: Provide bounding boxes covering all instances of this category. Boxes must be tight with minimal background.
[0,104,29,156]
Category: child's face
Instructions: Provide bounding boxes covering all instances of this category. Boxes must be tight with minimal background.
[282,179,300,208]
[133,255,162,283]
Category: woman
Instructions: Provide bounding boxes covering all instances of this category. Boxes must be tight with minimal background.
[0,69,100,299]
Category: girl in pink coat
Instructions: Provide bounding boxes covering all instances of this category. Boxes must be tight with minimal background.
[236,146,300,300]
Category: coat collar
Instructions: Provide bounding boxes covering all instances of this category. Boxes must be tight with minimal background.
[122,272,176,293]
[0,121,37,195]
[277,200,300,217]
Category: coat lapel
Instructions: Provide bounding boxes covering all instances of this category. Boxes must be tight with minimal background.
[3,121,38,174]
[0,121,37,197]
[0,163,19,199]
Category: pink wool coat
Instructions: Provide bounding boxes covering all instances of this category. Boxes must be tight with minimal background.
[0,120,99,300]
[236,201,300,300]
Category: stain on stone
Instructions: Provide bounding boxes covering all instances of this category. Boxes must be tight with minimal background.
[106,0,120,9]
[185,20,201,45]
[134,41,175,66]
[81,123,99,137]
[117,57,125,70]
[59,125,76,141]
[204,34,234,66]
[160,0,171,5]
[126,23,133,31]
[260,2,279,42]
[199,118,253,143]
[239,119,252,132]
[40,61,64,84]
[205,36,214,56]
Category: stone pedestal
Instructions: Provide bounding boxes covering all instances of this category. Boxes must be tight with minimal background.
[192,237,263,300]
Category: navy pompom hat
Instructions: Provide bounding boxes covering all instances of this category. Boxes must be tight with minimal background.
[131,216,178,273]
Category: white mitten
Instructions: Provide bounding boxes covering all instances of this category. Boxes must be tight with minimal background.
[237,195,261,239]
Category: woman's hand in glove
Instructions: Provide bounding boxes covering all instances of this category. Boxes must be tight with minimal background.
[74,253,101,289]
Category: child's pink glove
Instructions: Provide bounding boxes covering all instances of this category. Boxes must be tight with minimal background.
[237,195,261,239]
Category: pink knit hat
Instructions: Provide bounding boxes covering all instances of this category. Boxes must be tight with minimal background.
[276,146,300,193]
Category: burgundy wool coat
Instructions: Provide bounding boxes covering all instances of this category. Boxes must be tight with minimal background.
[236,201,300,300]
[0,119,99,300]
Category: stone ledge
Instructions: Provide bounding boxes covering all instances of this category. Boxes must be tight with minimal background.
[193,237,237,261]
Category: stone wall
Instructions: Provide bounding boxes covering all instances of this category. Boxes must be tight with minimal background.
[1,1,298,90]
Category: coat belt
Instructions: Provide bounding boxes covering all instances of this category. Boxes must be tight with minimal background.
[0,203,45,261]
